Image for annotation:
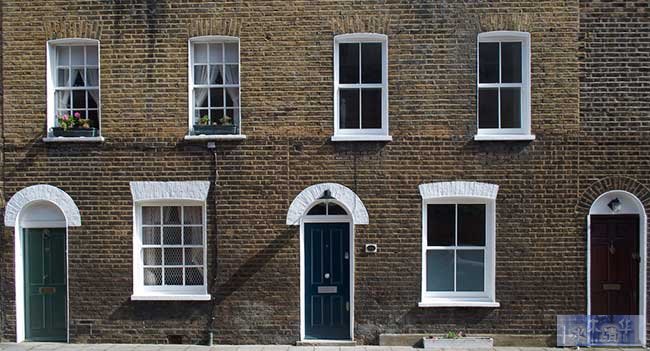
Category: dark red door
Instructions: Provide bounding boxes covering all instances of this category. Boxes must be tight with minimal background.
[590,215,639,315]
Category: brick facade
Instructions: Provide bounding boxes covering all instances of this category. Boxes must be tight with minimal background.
[0,0,647,346]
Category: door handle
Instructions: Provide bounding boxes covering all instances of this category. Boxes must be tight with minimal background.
[324,273,330,279]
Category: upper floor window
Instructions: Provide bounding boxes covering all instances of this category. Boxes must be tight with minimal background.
[476,31,533,141]
[332,33,391,142]
[46,39,101,139]
[188,36,241,137]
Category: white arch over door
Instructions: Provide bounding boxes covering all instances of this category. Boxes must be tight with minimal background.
[286,183,369,225]
[4,184,80,343]
[588,190,646,346]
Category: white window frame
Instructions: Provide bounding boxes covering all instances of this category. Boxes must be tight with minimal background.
[131,200,210,301]
[185,36,246,141]
[420,197,498,307]
[45,38,103,142]
[332,33,391,142]
[475,31,534,141]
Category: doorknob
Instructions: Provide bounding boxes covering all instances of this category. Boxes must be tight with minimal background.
[324,273,330,279]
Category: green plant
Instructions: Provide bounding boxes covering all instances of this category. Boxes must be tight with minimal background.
[199,114,210,125]
[219,114,233,126]
[57,113,77,130]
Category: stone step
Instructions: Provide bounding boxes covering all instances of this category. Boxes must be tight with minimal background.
[296,340,357,346]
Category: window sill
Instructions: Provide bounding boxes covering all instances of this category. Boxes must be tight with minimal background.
[331,135,393,142]
[131,293,211,301]
[473,134,535,141]
[184,134,247,141]
[418,300,500,308]
[43,136,105,143]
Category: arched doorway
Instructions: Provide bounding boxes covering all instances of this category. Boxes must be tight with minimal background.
[5,185,81,343]
[287,183,368,342]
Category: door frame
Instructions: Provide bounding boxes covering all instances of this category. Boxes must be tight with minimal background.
[587,190,646,346]
[300,214,354,341]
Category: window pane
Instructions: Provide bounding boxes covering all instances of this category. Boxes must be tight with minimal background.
[209,65,224,84]
[163,227,182,245]
[86,68,99,86]
[224,64,239,84]
[225,87,239,107]
[164,248,183,265]
[183,227,203,245]
[164,268,183,285]
[144,268,162,286]
[143,248,162,265]
[195,89,209,107]
[57,68,69,87]
[87,110,99,126]
[163,206,181,224]
[71,46,84,65]
[195,109,209,123]
[211,109,224,124]
[86,45,98,65]
[339,89,360,129]
[72,90,86,109]
[56,46,69,66]
[209,43,223,63]
[88,91,99,109]
[478,88,498,128]
[456,250,484,292]
[361,43,382,83]
[426,250,454,292]
[194,43,208,63]
[457,204,486,246]
[328,203,347,215]
[339,43,359,84]
[71,68,85,87]
[210,88,224,108]
[501,42,522,83]
[224,42,239,63]
[185,267,204,285]
[361,88,382,129]
[224,109,237,126]
[479,42,499,83]
[501,87,521,128]
[142,207,160,225]
[427,204,454,246]
[307,203,327,215]
[142,227,160,245]
[194,65,208,84]
[55,91,71,110]
[184,207,202,225]
[185,248,203,265]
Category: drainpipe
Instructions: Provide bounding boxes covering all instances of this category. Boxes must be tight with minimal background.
[206,141,218,346]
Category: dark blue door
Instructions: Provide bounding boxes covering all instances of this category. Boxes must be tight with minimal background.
[305,223,350,340]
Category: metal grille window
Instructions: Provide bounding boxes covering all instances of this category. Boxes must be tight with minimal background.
[139,205,206,290]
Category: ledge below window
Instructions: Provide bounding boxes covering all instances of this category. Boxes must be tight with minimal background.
[43,136,105,143]
[331,135,393,142]
[184,134,247,141]
[418,300,500,308]
[131,293,212,301]
[473,134,535,141]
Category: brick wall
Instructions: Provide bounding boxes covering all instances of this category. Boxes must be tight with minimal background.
[0,0,644,345]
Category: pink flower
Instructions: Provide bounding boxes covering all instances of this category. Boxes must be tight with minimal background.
[62,114,69,121]
[74,112,81,118]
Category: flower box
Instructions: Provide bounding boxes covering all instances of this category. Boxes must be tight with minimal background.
[51,127,98,137]
[192,124,238,135]
[423,336,493,349]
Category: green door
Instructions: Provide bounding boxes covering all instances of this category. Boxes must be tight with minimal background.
[24,228,67,341]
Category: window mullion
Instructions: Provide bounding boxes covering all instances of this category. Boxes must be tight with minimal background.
[498,42,502,129]
[160,207,165,286]
[358,43,363,128]
[454,204,458,292]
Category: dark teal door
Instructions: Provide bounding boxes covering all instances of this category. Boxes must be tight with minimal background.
[304,223,350,340]
[24,228,67,341]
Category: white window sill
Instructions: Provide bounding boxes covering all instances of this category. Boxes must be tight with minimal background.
[131,293,211,301]
[43,136,105,143]
[418,300,500,308]
[184,134,247,141]
[473,134,535,141]
[331,135,393,142]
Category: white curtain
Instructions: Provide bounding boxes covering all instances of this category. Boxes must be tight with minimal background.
[193,65,218,110]
[86,68,100,108]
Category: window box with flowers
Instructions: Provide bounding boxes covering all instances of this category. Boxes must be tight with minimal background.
[50,112,99,137]
[192,113,238,136]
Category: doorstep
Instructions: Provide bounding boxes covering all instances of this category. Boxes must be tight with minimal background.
[296,340,356,346]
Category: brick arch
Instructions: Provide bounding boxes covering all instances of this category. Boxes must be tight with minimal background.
[575,176,650,217]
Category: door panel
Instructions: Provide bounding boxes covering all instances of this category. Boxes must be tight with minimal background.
[305,223,350,340]
[590,215,639,315]
[24,228,67,341]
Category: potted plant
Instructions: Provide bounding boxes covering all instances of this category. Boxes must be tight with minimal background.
[423,331,493,349]
[192,113,238,135]
[51,112,98,137]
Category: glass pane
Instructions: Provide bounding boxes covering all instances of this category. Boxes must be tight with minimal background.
[457,204,486,246]
[210,88,224,108]
[501,42,522,83]
[164,268,183,285]
[427,204,454,246]
[339,89,360,129]
[426,250,454,292]
[88,91,99,108]
[142,227,160,245]
[163,227,182,245]
[185,248,204,265]
[327,203,347,215]
[87,110,99,126]
[307,203,327,215]
[195,109,209,124]
[164,248,183,265]
[209,65,224,85]
[185,267,204,285]
[225,87,239,107]
[142,207,160,225]
[71,46,84,65]
[501,87,521,128]
[224,42,239,63]
[211,109,224,124]
[143,248,162,265]
[209,43,223,63]
[86,68,99,87]
[183,227,203,245]
[479,42,499,83]
[57,68,69,87]
[71,68,85,87]
[184,206,202,225]
[195,89,209,107]
[55,91,71,110]
[361,43,382,83]
[163,206,181,224]
[457,250,484,292]
[56,46,69,66]
[194,43,208,63]
[86,45,98,65]
[224,64,239,84]
[339,43,359,84]
[224,109,237,126]
[361,88,382,129]
[194,65,208,84]
[478,88,498,128]
[143,268,162,286]
[72,90,86,109]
